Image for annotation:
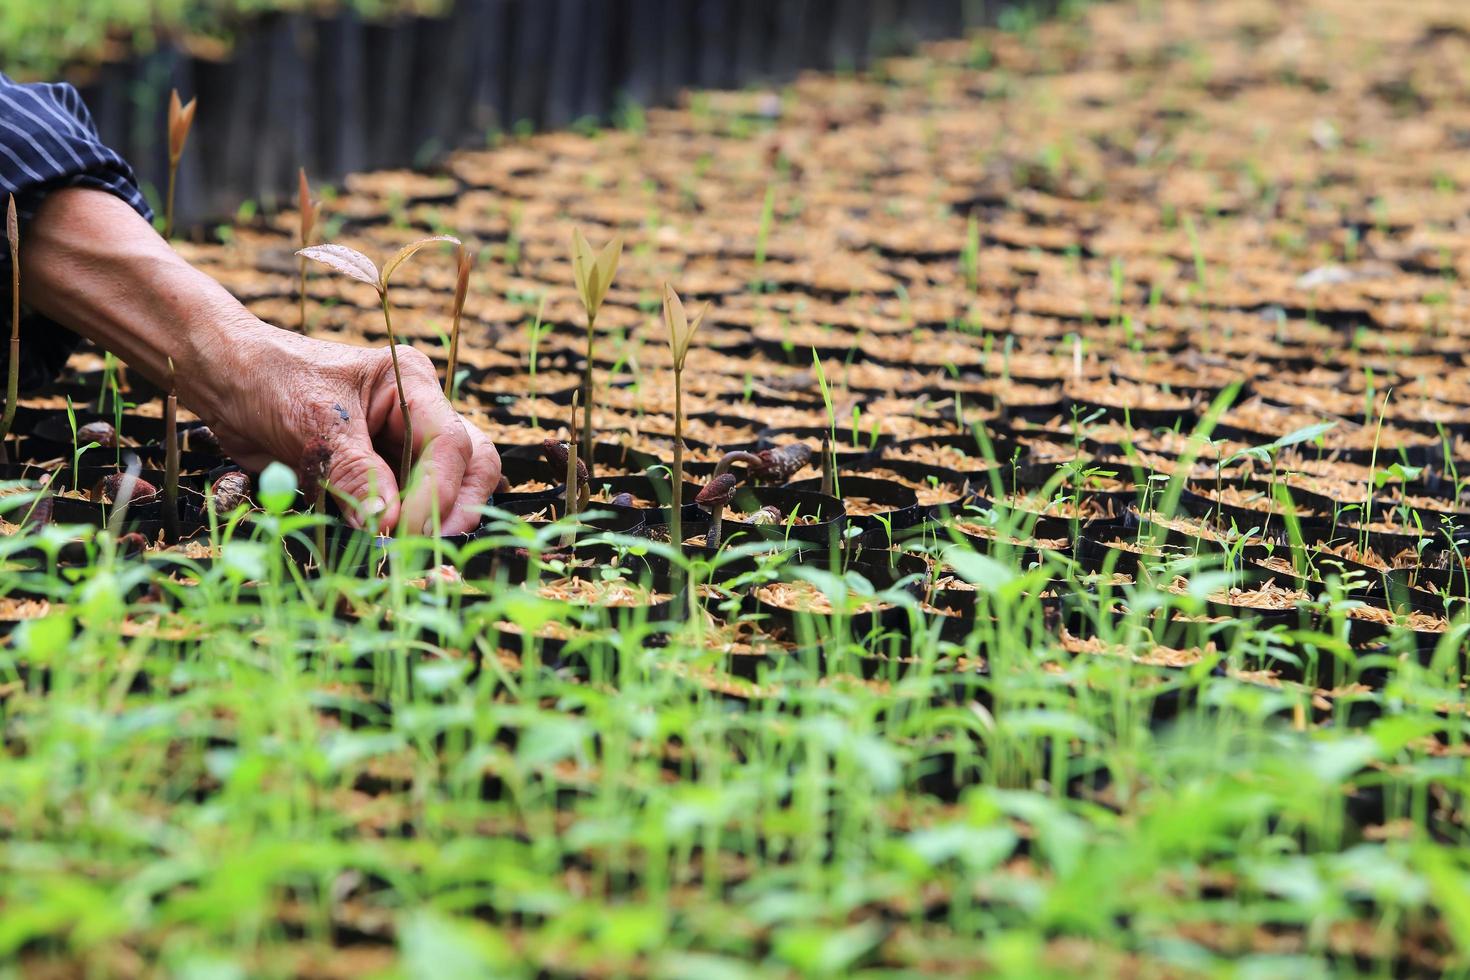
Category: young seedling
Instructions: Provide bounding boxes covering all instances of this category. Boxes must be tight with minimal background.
[164,90,197,240]
[663,283,709,551]
[297,169,319,334]
[570,229,623,468]
[820,433,835,497]
[0,196,18,463]
[696,473,739,548]
[443,245,473,399]
[712,443,812,484]
[163,358,179,544]
[297,235,460,487]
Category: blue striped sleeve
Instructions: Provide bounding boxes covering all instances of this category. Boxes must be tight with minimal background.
[0,72,153,389]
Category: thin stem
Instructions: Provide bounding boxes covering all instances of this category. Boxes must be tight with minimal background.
[672,372,684,549]
[444,306,463,400]
[564,395,580,550]
[164,390,179,544]
[164,164,178,241]
[314,492,326,569]
[714,451,764,479]
[705,509,724,549]
[582,311,596,473]
[298,256,309,335]
[381,292,413,488]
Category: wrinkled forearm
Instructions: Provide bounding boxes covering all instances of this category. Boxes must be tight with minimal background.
[17,186,274,423]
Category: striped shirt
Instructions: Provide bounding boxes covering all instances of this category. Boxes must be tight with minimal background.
[0,72,152,389]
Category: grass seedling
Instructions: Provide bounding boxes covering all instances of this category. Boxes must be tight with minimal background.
[164,89,197,240]
[444,245,472,399]
[297,234,460,487]
[754,185,775,290]
[961,213,979,293]
[526,295,548,424]
[811,347,840,498]
[0,195,18,464]
[297,169,318,334]
[163,358,179,545]
[663,283,709,551]
[571,229,623,470]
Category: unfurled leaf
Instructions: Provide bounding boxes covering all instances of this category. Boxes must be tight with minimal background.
[167,89,197,165]
[296,244,380,291]
[297,168,317,247]
[571,228,622,320]
[663,283,708,372]
[381,234,460,288]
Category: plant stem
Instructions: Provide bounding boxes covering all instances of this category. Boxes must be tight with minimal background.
[164,164,177,240]
[164,389,179,544]
[444,305,463,400]
[706,508,723,549]
[564,396,580,550]
[314,493,326,569]
[299,256,309,335]
[582,311,596,473]
[672,372,684,549]
[381,292,413,488]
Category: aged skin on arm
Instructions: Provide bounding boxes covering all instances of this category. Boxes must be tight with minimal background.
[18,188,501,535]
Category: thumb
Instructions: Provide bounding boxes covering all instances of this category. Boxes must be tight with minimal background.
[325,428,401,530]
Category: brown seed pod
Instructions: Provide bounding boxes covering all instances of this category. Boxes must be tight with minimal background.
[92,473,159,507]
[209,470,252,513]
[755,443,812,483]
[23,493,53,528]
[748,505,784,526]
[116,532,148,557]
[180,425,222,455]
[540,439,588,487]
[695,473,740,512]
[76,420,117,449]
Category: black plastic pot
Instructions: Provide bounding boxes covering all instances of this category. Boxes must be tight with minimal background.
[788,474,922,533]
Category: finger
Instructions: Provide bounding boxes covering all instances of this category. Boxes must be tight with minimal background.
[439,422,502,536]
[394,348,473,535]
[325,416,400,530]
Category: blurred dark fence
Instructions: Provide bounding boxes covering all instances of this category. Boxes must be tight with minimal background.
[73,0,1053,228]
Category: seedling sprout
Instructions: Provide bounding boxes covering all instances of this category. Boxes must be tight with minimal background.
[297,234,460,489]
[164,89,197,240]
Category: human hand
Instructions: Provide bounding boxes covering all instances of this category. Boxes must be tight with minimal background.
[200,325,501,535]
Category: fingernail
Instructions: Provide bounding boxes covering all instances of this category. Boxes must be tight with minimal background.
[363,495,386,516]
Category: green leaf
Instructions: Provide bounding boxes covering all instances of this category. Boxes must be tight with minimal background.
[257,461,297,514]
[399,910,513,979]
[943,547,1017,591]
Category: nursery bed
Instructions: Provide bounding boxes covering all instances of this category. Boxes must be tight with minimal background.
[3,0,1470,974]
